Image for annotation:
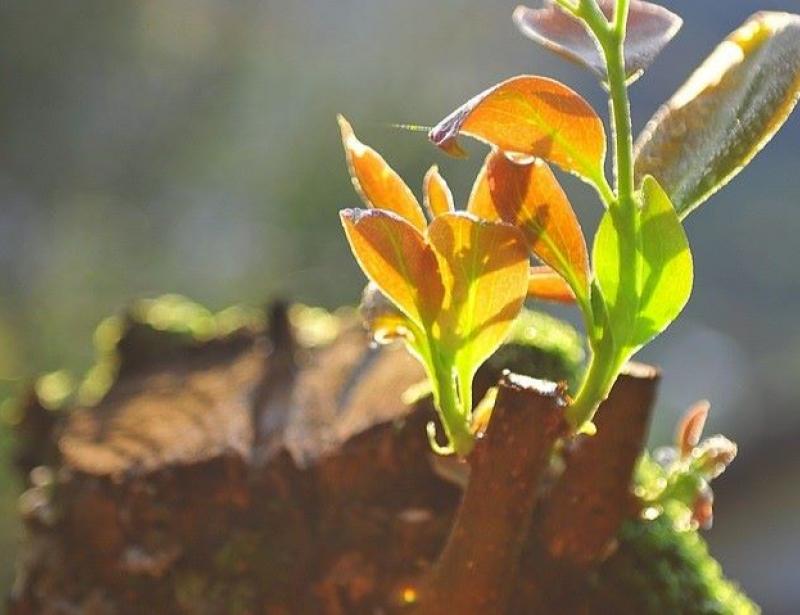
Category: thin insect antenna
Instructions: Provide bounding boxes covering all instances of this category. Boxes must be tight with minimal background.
[386,122,434,133]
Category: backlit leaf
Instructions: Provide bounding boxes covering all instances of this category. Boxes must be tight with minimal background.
[429,75,606,184]
[527,266,576,303]
[592,208,629,345]
[634,12,800,218]
[427,213,530,380]
[486,152,589,300]
[423,165,455,219]
[338,115,428,231]
[593,177,693,351]
[676,399,710,458]
[340,209,443,327]
[629,176,693,347]
[466,152,501,221]
[513,1,682,84]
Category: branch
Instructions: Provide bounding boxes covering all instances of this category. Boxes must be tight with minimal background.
[538,362,660,566]
[410,373,567,614]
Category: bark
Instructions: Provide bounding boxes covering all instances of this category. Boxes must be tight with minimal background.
[8,301,744,615]
[409,375,567,615]
[537,362,660,567]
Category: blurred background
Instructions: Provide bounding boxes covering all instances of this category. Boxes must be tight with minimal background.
[0,0,798,611]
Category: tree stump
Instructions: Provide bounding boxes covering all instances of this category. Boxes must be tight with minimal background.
[8,297,757,614]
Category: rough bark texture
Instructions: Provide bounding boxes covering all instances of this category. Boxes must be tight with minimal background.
[7,298,757,615]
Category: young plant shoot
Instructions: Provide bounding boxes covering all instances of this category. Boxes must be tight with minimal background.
[339,0,800,456]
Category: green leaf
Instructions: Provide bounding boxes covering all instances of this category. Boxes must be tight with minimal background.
[635,12,800,218]
[592,177,693,352]
[592,207,637,348]
[629,176,693,347]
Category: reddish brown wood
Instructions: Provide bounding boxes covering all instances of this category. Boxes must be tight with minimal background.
[538,362,660,566]
[11,303,727,615]
[409,374,567,615]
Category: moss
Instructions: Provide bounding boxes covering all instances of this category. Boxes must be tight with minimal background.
[130,294,265,342]
[288,303,356,348]
[174,571,208,612]
[76,294,264,405]
[174,570,256,615]
[591,512,758,614]
[584,454,759,614]
[488,308,585,388]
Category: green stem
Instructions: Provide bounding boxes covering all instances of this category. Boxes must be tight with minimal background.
[578,0,612,36]
[594,175,617,208]
[565,337,624,427]
[613,0,630,33]
[457,366,474,429]
[604,23,634,207]
[567,0,639,430]
[431,351,474,456]
[409,330,474,456]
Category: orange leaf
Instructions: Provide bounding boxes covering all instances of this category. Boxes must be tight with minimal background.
[423,165,455,219]
[427,213,530,375]
[676,400,710,458]
[338,115,427,231]
[429,75,606,182]
[527,266,576,304]
[486,152,589,298]
[466,152,501,221]
[340,209,443,327]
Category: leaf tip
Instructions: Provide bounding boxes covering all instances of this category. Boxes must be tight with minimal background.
[429,105,472,158]
[429,131,468,159]
[337,113,354,140]
[511,4,530,26]
[339,208,353,225]
[423,164,455,218]
[338,114,369,157]
[339,207,369,226]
